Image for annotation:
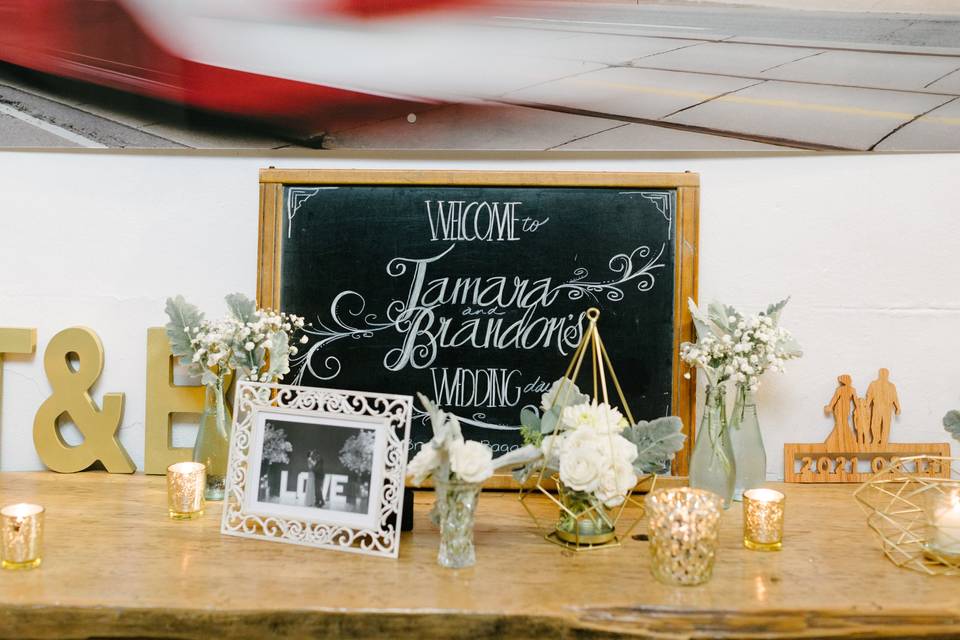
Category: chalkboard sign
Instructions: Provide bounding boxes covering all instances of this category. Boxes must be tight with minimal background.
[258,169,699,478]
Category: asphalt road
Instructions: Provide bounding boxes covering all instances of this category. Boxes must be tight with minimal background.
[0,1,958,151]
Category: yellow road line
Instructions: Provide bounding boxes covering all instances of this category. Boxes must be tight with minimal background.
[572,78,960,126]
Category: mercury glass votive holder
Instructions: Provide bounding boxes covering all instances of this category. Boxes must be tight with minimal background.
[743,488,785,551]
[167,462,206,520]
[646,487,723,586]
[0,503,44,570]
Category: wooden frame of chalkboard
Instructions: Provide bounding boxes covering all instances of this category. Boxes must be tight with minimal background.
[257,168,699,481]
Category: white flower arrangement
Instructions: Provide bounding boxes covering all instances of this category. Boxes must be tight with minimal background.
[408,394,541,486]
[165,293,306,387]
[681,298,801,391]
[542,400,639,507]
[407,394,496,485]
[518,377,685,508]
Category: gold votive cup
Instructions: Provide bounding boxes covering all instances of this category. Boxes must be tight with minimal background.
[167,462,206,520]
[1,503,44,570]
[646,487,723,586]
[743,488,785,551]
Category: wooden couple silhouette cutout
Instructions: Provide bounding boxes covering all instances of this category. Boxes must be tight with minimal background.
[823,368,900,451]
[784,368,949,483]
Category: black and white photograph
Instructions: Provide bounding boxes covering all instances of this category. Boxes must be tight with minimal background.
[248,411,385,528]
[222,384,411,558]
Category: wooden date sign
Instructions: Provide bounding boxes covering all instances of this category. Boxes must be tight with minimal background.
[784,368,951,483]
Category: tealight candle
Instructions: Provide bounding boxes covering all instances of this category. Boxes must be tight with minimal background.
[930,490,960,559]
[743,488,785,551]
[167,462,206,520]
[0,503,44,570]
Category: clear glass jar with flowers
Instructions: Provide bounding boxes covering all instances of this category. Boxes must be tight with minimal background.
[165,293,306,500]
[408,394,540,568]
[407,395,495,569]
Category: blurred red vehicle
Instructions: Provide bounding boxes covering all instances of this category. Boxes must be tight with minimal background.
[0,0,488,132]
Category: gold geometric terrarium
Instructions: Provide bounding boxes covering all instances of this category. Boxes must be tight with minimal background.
[854,455,960,576]
[519,307,656,551]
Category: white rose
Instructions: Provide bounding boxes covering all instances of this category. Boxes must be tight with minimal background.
[596,460,638,507]
[559,445,603,493]
[561,427,600,454]
[449,440,493,484]
[603,433,639,466]
[406,445,440,486]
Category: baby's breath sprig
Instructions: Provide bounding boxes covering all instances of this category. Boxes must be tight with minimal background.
[165,293,306,386]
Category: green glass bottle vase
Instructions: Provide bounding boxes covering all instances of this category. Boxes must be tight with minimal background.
[193,375,231,501]
[689,385,736,509]
[731,384,766,502]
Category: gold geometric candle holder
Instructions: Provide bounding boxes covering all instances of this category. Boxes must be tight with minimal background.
[743,488,785,551]
[1,503,44,570]
[518,308,653,551]
[167,462,206,520]
[854,455,960,576]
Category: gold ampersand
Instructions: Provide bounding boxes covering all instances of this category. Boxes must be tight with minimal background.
[33,327,135,473]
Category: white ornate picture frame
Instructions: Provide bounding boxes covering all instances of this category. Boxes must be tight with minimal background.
[220,381,412,558]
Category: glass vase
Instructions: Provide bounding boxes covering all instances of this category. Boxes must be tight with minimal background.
[731,384,766,502]
[193,376,231,501]
[689,385,735,509]
[554,483,616,546]
[434,478,482,569]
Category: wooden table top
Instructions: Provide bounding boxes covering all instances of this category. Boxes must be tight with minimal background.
[0,472,956,639]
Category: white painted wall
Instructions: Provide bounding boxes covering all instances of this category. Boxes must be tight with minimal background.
[0,150,957,477]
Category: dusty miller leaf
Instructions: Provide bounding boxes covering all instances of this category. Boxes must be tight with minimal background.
[944,410,960,442]
[264,331,289,381]
[622,416,686,474]
[542,377,590,413]
[164,296,204,363]
[520,408,541,432]
[688,299,715,342]
[540,407,561,435]
[763,297,791,324]
[224,292,257,324]
[520,408,543,445]
[708,301,737,334]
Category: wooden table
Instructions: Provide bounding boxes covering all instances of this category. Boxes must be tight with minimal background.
[0,473,957,639]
